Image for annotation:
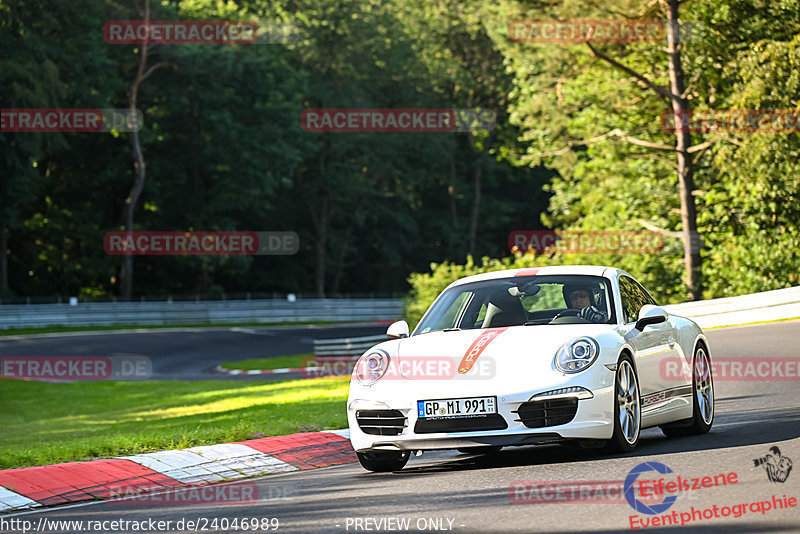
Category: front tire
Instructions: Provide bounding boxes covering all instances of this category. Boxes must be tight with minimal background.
[660,344,714,437]
[356,450,410,472]
[604,356,641,453]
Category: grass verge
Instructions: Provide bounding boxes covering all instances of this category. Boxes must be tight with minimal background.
[221,354,315,371]
[0,377,349,470]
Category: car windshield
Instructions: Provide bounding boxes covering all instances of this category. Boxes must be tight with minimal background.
[414,275,615,334]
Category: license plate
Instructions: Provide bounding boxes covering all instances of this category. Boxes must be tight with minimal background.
[417,396,497,418]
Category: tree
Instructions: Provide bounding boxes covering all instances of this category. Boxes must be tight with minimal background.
[481,0,751,300]
[119,0,170,300]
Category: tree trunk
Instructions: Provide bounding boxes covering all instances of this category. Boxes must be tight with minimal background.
[119,0,167,301]
[314,198,329,298]
[449,155,459,229]
[121,98,146,300]
[0,224,8,296]
[467,159,482,257]
[666,0,702,300]
[331,225,351,294]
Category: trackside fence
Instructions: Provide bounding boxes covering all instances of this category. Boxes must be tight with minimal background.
[0,299,405,329]
[313,335,386,359]
[665,285,800,329]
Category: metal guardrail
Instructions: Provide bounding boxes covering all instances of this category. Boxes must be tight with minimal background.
[2,283,796,332]
[313,335,386,358]
[665,286,800,329]
[0,299,405,329]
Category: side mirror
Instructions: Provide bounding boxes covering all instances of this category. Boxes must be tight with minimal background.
[386,320,410,340]
[635,305,668,331]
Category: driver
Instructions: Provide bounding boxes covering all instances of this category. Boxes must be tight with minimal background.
[562,283,608,323]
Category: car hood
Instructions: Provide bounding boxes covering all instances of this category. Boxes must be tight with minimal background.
[389,324,617,382]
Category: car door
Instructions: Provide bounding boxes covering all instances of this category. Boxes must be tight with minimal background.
[618,275,679,411]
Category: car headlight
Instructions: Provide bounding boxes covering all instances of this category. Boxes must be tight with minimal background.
[555,337,599,373]
[354,349,390,385]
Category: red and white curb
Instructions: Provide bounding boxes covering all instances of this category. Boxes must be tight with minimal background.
[0,429,353,514]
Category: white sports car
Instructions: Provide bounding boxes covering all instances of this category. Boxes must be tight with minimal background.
[347,266,714,472]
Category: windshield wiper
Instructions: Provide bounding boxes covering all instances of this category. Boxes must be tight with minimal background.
[442,328,462,332]
[523,321,548,326]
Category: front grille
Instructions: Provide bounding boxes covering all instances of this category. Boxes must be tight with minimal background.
[514,398,578,428]
[356,410,407,435]
[414,414,508,434]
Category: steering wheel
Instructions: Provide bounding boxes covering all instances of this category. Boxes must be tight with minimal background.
[553,308,581,320]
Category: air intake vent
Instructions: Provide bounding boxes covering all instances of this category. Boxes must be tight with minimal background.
[356,410,407,435]
[513,398,578,428]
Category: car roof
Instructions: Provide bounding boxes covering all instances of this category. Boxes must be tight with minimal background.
[448,265,619,288]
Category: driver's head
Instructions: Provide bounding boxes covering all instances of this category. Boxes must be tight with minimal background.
[563,283,595,309]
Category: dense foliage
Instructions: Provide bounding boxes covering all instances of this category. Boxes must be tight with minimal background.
[1,0,797,304]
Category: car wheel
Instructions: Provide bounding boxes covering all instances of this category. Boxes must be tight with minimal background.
[356,450,410,472]
[457,446,502,455]
[660,345,714,437]
[604,356,641,453]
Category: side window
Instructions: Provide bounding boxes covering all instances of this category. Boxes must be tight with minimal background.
[619,276,651,324]
[431,292,470,330]
[476,303,487,324]
[634,280,657,307]
[461,301,487,330]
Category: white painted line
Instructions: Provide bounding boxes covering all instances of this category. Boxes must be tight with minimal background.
[228,328,276,336]
[230,327,258,334]
[0,487,41,513]
[186,443,298,478]
[121,450,225,484]
[122,446,298,484]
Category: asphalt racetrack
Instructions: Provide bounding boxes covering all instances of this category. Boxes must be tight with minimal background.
[2,321,799,533]
[0,324,386,380]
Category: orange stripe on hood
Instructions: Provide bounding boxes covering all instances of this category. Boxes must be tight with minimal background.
[458,328,508,374]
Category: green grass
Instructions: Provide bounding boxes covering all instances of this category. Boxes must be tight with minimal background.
[221,354,315,371]
[0,320,354,337]
[0,378,349,469]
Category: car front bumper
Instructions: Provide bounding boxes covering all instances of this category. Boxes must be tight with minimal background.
[347,366,617,452]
